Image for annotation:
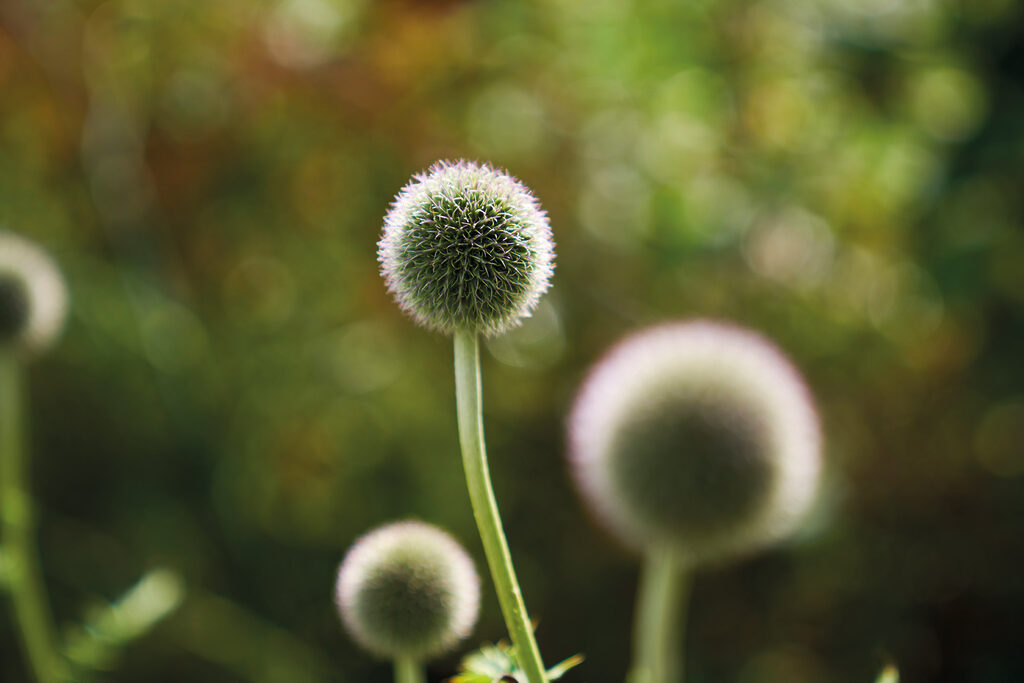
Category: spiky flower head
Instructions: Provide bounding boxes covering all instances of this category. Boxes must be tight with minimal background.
[0,231,67,358]
[568,320,822,563]
[335,520,480,660]
[378,160,554,336]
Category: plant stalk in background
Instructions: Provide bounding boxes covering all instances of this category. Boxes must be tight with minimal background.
[395,656,425,683]
[0,355,68,683]
[1,232,70,683]
[629,547,690,683]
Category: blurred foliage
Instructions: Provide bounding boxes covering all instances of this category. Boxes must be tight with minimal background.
[1,0,1023,681]
[875,664,900,683]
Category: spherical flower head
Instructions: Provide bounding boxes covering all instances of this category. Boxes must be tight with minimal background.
[378,160,554,336]
[335,520,480,661]
[568,320,822,563]
[0,231,68,358]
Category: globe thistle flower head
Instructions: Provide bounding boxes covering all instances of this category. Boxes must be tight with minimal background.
[379,160,554,336]
[568,320,822,563]
[0,231,68,357]
[335,520,480,660]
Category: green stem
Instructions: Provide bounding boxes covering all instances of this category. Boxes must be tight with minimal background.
[629,547,690,683]
[394,656,425,683]
[0,354,68,683]
[453,330,548,683]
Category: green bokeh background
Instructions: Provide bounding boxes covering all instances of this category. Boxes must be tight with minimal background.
[2,0,1023,680]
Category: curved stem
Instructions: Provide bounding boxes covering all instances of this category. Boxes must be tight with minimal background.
[0,354,68,683]
[394,656,425,683]
[453,330,547,683]
[629,547,690,683]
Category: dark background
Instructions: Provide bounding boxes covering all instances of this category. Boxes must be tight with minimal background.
[2,0,1023,680]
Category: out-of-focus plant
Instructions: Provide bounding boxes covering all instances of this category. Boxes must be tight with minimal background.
[63,568,184,674]
[1,230,70,682]
[0,231,183,682]
[335,520,480,683]
[569,321,822,683]
[874,663,899,683]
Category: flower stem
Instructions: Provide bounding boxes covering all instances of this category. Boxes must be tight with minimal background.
[0,354,69,683]
[453,330,547,683]
[394,656,424,683]
[630,547,690,683]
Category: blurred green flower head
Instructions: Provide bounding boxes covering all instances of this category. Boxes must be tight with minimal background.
[0,231,67,357]
[568,320,822,562]
[335,520,481,660]
[378,160,554,336]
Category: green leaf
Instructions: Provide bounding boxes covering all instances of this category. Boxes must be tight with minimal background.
[546,654,585,680]
[451,641,583,682]
[65,569,185,671]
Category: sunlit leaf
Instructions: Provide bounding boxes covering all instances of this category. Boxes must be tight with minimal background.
[451,641,583,682]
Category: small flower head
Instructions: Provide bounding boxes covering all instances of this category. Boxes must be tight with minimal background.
[335,520,480,660]
[568,320,822,562]
[0,231,68,358]
[379,160,554,336]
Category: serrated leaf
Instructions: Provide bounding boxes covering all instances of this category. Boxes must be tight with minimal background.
[451,641,583,683]
[480,643,516,672]
[457,643,514,678]
[451,641,515,681]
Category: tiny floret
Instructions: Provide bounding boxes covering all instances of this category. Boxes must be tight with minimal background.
[335,520,480,660]
[378,160,554,336]
[568,320,822,562]
[0,231,68,357]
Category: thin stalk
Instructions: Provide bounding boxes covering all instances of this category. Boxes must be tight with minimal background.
[453,330,547,683]
[0,354,68,683]
[394,657,425,683]
[629,547,690,683]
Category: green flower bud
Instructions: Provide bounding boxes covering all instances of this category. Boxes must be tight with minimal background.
[0,231,68,357]
[335,521,480,660]
[568,321,822,562]
[378,160,554,336]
